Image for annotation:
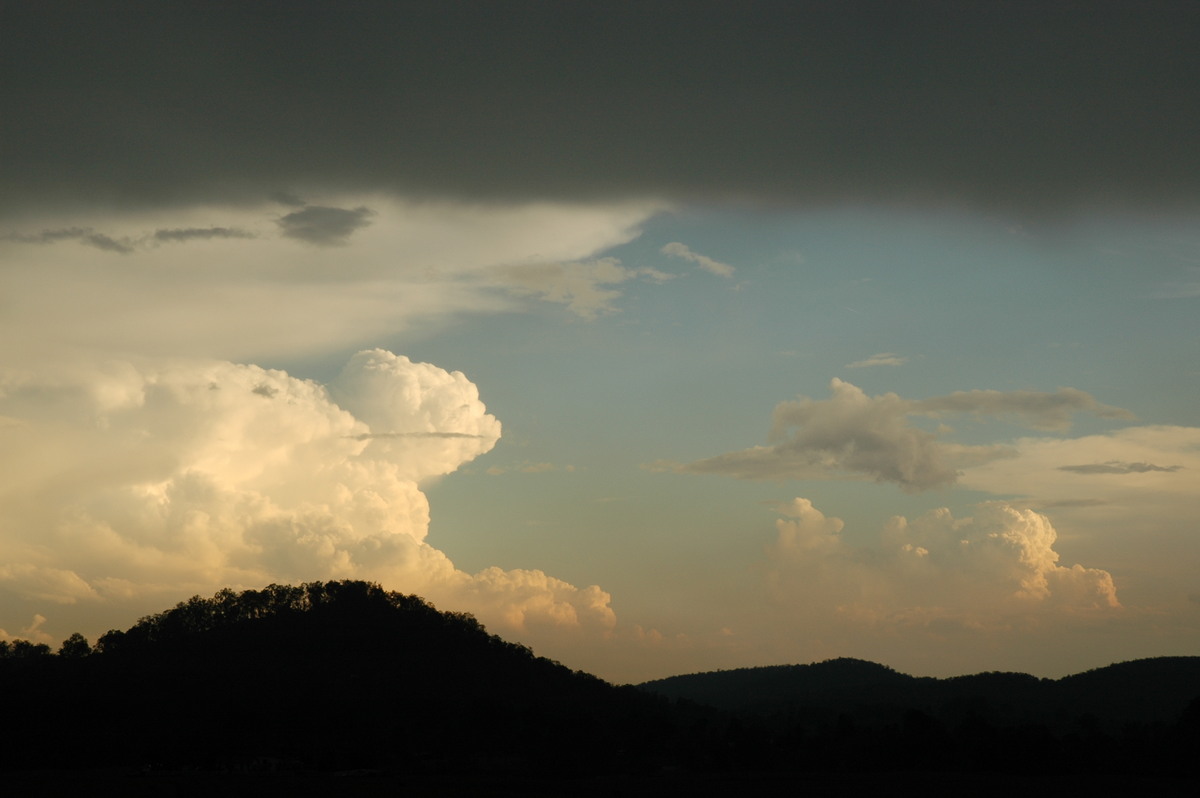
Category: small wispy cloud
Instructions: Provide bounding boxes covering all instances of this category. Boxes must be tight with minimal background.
[845,352,908,369]
[661,242,735,277]
[1057,460,1183,475]
[4,225,255,253]
[496,257,670,319]
[153,227,256,243]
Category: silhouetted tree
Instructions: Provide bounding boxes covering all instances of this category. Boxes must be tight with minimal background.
[57,632,91,658]
[7,639,51,658]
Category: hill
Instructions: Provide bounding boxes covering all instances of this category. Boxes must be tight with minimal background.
[2,582,1198,794]
[0,581,671,775]
[638,656,1200,730]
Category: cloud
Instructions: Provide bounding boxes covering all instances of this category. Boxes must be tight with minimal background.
[3,227,136,253]
[765,499,1120,626]
[911,387,1134,431]
[845,352,908,369]
[0,198,656,365]
[679,378,1131,491]
[946,424,1200,614]
[1057,460,1183,474]
[2,227,91,244]
[4,224,256,252]
[276,205,374,246]
[7,5,1194,217]
[0,614,54,645]
[152,226,256,242]
[0,351,614,650]
[351,431,490,441]
[495,257,666,318]
[661,242,734,277]
[960,426,1200,503]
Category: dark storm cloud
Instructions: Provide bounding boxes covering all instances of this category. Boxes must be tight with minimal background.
[276,206,375,246]
[1058,461,1184,475]
[3,2,1198,216]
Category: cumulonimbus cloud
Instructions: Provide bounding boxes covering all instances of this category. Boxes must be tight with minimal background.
[0,350,615,646]
[678,379,1132,491]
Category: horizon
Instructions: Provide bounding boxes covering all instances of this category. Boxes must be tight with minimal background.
[1,3,1197,685]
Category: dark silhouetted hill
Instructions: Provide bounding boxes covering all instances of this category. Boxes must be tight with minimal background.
[639,655,1200,730]
[0,581,675,775]
[2,582,1197,794]
[639,655,1200,776]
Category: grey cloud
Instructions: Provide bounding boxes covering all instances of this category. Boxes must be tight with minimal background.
[1058,461,1183,475]
[912,388,1134,431]
[153,227,255,242]
[3,227,93,244]
[251,384,279,398]
[679,379,1132,492]
[2,3,1198,218]
[4,227,135,253]
[6,225,253,251]
[277,206,374,246]
[80,233,135,253]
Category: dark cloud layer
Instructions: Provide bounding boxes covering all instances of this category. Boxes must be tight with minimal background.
[3,2,1198,216]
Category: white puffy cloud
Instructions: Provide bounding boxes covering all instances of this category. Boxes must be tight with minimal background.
[0,350,614,650]
[955,425,1200,600]
[680,379,1130,491]
[766,498,1120,629]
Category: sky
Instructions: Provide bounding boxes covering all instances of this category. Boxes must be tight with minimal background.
[1,2,1198,683]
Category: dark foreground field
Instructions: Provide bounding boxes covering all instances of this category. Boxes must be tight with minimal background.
[7,768,1199,798]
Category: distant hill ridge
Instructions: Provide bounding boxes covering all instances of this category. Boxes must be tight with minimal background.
[638,655,1200,728]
